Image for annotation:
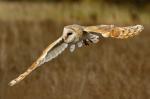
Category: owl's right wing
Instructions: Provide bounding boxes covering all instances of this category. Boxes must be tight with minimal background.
[83,25,144,39]
[9,37,68,86]
[68,25,144,52]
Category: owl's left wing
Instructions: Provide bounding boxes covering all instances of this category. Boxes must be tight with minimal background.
[83,25,144,39]
[9,37,68,86]
[68,25,144,52]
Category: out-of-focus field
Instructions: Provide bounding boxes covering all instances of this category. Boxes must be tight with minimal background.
[0,2,149,24]
[0,2,150,99]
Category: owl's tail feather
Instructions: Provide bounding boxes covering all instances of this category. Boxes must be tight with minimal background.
[9,62,39,86]
[111,25,144,39]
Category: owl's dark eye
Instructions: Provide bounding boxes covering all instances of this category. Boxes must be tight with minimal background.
[67,32,73,36]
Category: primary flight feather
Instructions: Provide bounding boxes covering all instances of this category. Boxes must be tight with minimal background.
[9,24,144,86]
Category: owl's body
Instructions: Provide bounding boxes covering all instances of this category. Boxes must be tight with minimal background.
[9,24,144,86]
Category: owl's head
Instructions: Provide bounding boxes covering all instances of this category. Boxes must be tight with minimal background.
[62,24,83,43]
[62,27,77,43]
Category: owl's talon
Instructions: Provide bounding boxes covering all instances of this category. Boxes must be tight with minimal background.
[83,40,90,46]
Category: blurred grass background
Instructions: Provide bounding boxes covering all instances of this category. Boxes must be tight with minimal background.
[0,0,150,99]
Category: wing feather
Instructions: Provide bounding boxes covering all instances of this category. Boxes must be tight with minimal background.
[9,37,68,86]
[44,43,68,62]
[84,25,144,39]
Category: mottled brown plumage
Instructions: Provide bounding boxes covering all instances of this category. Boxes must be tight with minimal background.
[84,25,143,39]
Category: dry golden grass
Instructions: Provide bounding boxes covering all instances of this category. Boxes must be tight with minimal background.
[0,20,149,99]
[0,2,150,99]
[0,2,149,24]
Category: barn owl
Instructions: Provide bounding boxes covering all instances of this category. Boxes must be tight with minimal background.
[9,24,144,86]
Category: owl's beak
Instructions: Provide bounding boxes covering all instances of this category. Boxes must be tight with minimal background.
[62,36,67,42]
[63,36,65,40]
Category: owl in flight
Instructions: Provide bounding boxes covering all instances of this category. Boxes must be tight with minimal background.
[9,24,144,86]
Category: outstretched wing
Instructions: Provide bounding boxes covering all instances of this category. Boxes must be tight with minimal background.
[9,37,68,86]
[84,25,144,39]
[39,37,68,64]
